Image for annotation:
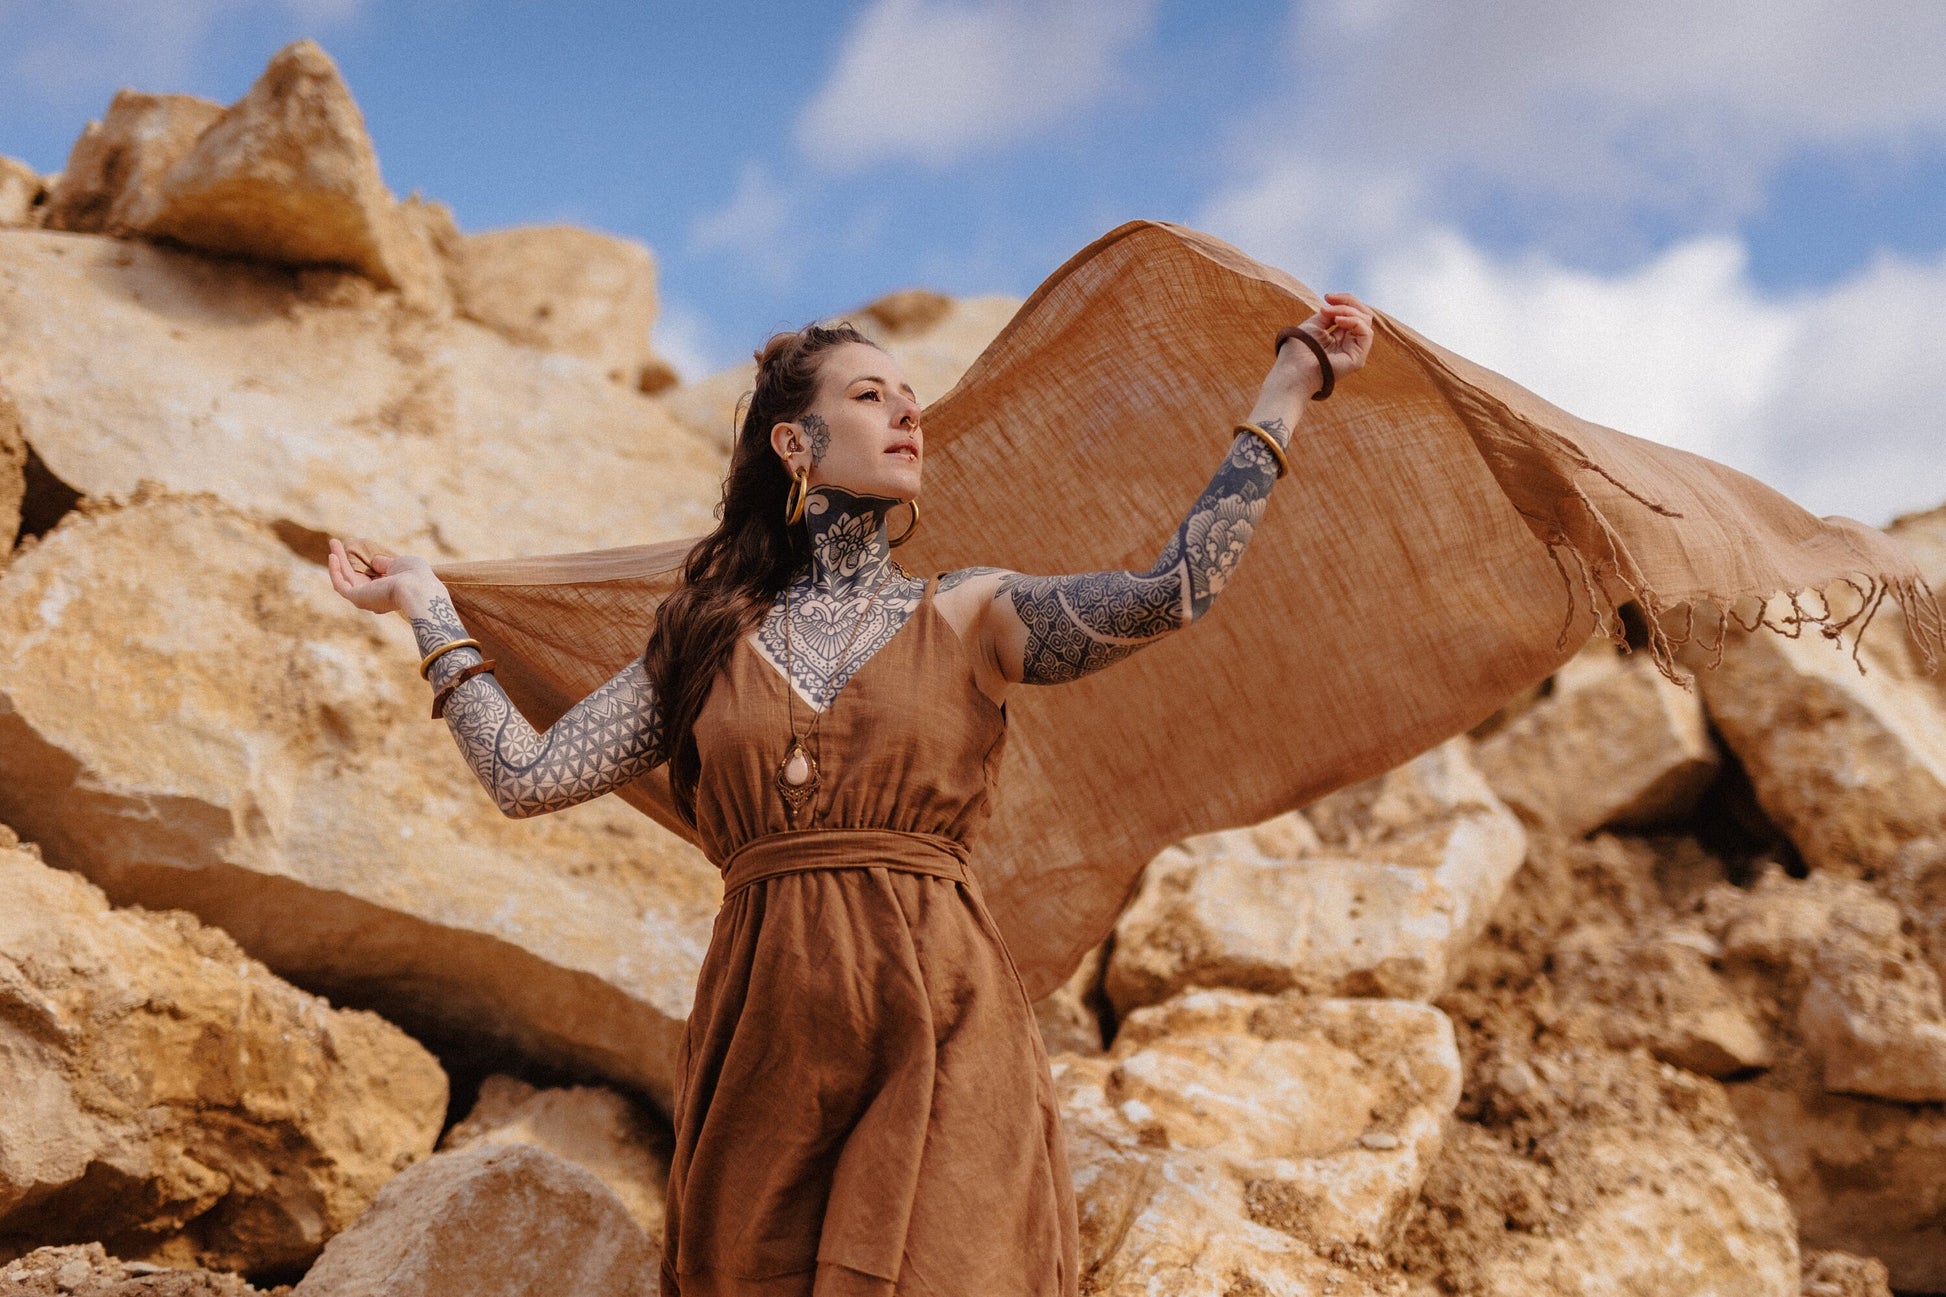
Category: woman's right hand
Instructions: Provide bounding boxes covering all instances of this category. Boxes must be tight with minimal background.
[327,537,442,617]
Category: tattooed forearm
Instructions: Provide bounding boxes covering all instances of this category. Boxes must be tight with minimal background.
[1002,417,1285,685]
[409,595,664,816]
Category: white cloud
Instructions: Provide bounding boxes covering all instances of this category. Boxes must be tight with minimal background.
[1283,0,1946,229]
[1201,1,1946,278]
[1360,230,1946,526]
[687,162,802,287]
[796,0,1159,172]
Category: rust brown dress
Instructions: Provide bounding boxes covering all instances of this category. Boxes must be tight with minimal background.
[660,575,1080,1297]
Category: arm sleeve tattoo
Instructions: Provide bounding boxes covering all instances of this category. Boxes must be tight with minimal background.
[408,596,666,818]
[997,417,1288,684]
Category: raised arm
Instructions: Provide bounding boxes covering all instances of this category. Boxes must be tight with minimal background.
[951,295,1375,689]
[327,543,665,818]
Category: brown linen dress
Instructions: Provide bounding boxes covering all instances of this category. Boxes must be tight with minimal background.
[661,575,1080,1297]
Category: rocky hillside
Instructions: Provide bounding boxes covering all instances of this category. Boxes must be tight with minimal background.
[4,41,1943,1297]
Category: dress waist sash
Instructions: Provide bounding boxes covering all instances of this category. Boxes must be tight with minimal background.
[718,828,973,901]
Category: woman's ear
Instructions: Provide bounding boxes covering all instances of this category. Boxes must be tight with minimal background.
[771,419,807,472]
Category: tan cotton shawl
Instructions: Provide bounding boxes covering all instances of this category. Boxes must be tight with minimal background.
[435,220,1942,1001]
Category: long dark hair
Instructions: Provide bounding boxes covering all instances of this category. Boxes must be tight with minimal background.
[644,321,879,826]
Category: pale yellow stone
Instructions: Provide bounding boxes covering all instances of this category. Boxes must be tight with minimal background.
[292,1144,658,1297]
[441,1076,669,1240]
[0,496,720,1111]
[0,839,446,1273]
[0,155,43,228]
[0,229,723,562]
[1061,990,1460,1290]
[1475,639,1720,834]
[1108,738,1527,1011]
[452,224,659,386]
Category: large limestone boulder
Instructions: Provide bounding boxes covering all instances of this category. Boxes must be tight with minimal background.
[42,92,224,236]
[451,226,659,387]
[440,1076,669,1241]
[0,496,721,1110]
[0,229,723,562]
[291,1144,657,1297]
[135,42,446,308]
[1704,872,1946,1289]
[1,156,44,228]
[1060,989,1460,1293]
[1700,617,1946,884]
[1,385,23,556]
[0,836,446,1273]
[1474,639,1720,835]
[1106,738,1526,1013]
[0,1243,284,1296]
[658,290,1021,454]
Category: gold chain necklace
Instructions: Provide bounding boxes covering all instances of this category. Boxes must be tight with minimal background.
[776,562,896,824]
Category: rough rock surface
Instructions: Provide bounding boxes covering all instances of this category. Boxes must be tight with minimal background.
[451,225,660,387]
[657,291,1021,453]
[1474,639,1720,835]
[290,1144,657,1297]
[0,1243,289,1296]
[1,385,23,554]
[440,1076,669,1240]
[1701,618,1946,887]
[2,156,45,228]
[0,230,722,561]
[1401,831,1804,1296]
[1700,872,1946,1290]
[1799,1250,1893,1297]
[135,42,446,307]
[1060,989,1458,1295]
[1106,738,1526,1014]
[0,496,721,1110]
[0,836,446,1273]
[42,92,224,236]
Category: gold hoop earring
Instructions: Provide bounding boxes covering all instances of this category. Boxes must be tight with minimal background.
[785,468,811,526]
[889,499,920,547]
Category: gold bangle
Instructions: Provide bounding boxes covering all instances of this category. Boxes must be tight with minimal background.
[418,637,481,680]
[1234,422,1291,479]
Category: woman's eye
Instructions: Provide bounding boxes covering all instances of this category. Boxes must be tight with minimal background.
[856,389,881,401]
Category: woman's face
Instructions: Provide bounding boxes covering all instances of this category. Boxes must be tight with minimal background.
[773,341,923,504]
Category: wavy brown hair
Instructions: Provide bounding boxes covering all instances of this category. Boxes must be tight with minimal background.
[644,321,880,826]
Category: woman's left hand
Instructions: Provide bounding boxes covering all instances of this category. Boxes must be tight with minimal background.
[1280,292,1377,389]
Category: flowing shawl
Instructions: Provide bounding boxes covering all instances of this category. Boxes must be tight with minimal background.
[435,220,1942,1000]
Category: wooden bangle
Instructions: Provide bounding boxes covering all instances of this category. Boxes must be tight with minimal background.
[431,658,497,720]
[1234,422,1292,479]
[418,637,481,680]
[1274,326,1335,400]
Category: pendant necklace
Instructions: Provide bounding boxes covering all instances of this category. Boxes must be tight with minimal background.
[777,561,896,825]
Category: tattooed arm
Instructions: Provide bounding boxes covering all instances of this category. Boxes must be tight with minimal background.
[942,295,1376,689]
[324,540,664,819]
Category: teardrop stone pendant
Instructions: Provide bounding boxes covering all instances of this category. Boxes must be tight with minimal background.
[776,738,820,822]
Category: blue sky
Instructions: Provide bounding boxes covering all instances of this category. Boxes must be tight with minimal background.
[3,0,1943,524]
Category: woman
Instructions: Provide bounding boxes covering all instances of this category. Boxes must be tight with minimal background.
[327,293,1377,1296]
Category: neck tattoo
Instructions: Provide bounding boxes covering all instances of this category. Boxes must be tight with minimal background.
[758,484,926,822]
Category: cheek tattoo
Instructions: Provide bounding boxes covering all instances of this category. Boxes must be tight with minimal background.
[803,413,831,466]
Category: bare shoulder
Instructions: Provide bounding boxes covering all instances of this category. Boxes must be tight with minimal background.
[932,565,1009,622]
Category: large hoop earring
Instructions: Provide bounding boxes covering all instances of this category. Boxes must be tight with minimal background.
[889,498,920,547]
[784,468,810,526]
